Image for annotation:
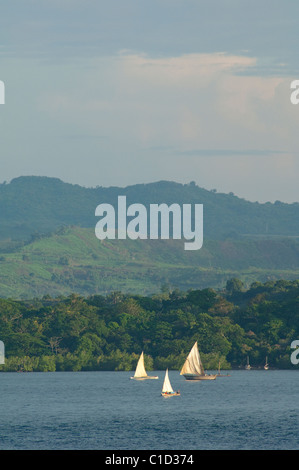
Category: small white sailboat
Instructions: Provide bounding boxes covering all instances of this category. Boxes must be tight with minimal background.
[180,342,217,380]
[161,369,180,397]
[264,356,269,370]
[245,356,251,370]
[130,352,158,380]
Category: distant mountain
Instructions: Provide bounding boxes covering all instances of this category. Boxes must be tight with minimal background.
[1,176,299,241]
[0,226,299,299]
[0,176,299,299]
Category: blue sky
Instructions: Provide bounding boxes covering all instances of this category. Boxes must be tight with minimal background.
[1,0,299,202]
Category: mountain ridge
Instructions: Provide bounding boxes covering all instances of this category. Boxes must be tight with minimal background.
[1,175,299,242]
[0,176,298,299]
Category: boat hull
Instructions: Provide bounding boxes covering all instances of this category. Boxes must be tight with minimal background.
[130,376,159,380]
[182,374,217,380]
[161,392,180,397]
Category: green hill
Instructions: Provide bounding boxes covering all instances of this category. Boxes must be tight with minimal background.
[0,176,299,298]
[1,226,299,299]
[1,176,299,241]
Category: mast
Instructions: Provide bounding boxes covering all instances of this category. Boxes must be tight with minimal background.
[264,356,269,369]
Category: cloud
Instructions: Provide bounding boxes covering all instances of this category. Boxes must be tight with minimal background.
[1,49,298,202]
[175,149,288,157]
[118,51,257,84]
[38,51,284,148]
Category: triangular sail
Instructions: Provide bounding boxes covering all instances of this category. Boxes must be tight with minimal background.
[134,352,147,378]
[180,342,204,376]
[162,369,174,393]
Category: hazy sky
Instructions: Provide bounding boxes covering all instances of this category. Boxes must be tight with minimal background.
[1,0,299,202]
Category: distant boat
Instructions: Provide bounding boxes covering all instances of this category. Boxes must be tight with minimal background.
[161,369,180,397]
[245,356,251,370]
[217,360,231,377]
[264,356,269,370]
[180,342,217,380]
[130,352,158,380]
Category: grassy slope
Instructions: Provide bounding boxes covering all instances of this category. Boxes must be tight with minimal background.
[0,226,299,299]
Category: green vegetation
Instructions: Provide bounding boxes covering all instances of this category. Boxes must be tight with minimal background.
[0,177,298,372]
[0,176,299,298]
[0,279,298,372]
[0,226,299,298]
[1,176,299,241]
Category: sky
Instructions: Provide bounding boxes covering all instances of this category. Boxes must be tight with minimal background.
[1,0,299,202]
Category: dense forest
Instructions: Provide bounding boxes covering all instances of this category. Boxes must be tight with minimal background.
[0,278,298,372]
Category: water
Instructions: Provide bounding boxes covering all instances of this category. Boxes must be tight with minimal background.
[0,370,298,450]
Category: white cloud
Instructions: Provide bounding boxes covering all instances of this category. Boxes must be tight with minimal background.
[38,52,283,147]
[1,50,299,201]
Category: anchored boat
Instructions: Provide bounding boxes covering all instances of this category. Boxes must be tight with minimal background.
[264,356,269,370]
[245,356,251,370]
[130,352,158,380]
[180,342,217,380]
[161,369,180,397]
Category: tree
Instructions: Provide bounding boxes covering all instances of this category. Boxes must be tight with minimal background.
[49,337,62,355]
[226,278,244,295]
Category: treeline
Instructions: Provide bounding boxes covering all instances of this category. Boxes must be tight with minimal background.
[0,278,298,372]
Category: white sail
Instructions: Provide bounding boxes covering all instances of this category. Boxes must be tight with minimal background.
[130,352,158,380]
[162,369,174,394]
[180,342,204,376]
[134,352,147,378]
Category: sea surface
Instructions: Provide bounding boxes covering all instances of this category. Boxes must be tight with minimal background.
[0,370,298,450]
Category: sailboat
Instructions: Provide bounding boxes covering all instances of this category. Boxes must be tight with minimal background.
[180,342,217,380]
[217,360,231,377]
[161,369,180,397]
[264,356,269,370]
[245,356,251,370]
[130,352,158,380]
